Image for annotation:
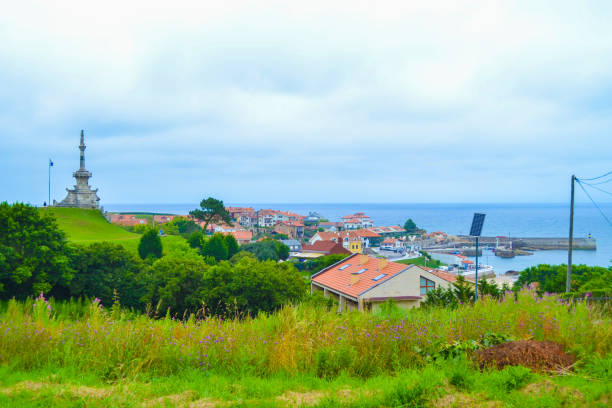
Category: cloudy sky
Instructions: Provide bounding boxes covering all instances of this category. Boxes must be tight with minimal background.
[2,0,611,205]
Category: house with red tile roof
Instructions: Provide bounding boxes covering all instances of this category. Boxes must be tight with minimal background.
[108,214,150,227]
[222,230,253,244]
[273,220,305,239]
[341,212,374,229]
[311,254,456,312]
[309,230,381,253]
[301,240,351,256]
[380,237,407,252]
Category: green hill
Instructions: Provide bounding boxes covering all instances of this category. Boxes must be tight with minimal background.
[39,207,189,254]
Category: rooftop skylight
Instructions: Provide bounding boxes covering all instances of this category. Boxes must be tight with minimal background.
[338,264,350,270]
[372,273,387,281]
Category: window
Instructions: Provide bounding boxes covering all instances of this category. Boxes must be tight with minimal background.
[372,273,386,281]
[338,264,351,270]
[420,276,435,295]
[356,268,367,274]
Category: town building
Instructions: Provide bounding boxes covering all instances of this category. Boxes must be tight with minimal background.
[310,254,456,312]
[341,212,373,229]
[380,237,407,252]
[301,240,351,256]
[108,214,149,226]
[55,130,100,209]
[222,230,253,244]
[280,239,302,253]
[273,220,305,239]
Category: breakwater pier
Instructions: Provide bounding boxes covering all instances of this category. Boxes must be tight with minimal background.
[457,236,596,250]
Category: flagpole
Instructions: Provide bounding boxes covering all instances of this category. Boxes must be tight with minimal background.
[48,159,52,206]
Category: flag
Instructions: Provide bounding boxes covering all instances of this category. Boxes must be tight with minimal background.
[49,159,53,167]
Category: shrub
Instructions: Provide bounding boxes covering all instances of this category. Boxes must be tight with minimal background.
[70,242,150,310]
[138,228,162,260]
[202,233,229,262]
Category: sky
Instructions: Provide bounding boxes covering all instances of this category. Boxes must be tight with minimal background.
[1,0,612,205]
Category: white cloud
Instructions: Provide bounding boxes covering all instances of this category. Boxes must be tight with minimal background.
[1,0,611,204]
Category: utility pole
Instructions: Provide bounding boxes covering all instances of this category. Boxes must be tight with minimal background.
[566,175,575,293]
[475,236,479,300]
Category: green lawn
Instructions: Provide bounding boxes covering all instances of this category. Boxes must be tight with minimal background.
[39,207,189,255]
[396,256,444,268]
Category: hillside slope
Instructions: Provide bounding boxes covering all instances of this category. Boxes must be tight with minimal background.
[39,207,190,254]
[40,207,140,245]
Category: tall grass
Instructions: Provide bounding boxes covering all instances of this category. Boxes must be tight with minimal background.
[0,291,610,380]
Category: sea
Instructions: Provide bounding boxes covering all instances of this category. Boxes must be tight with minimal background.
[103,203,612,273]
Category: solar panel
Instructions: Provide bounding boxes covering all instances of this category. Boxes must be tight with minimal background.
[469,213,486,236]
[372,273,387,281]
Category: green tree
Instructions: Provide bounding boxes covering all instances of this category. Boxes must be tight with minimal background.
[201,256,306,316]
[167,216,201,236]
[202,233,229,262]
[144,253,208,317]
[514,263,612,293]
[404,218,418,233]
[189,197,233,232]
[241,239,289,261]
[453,275,475,304]
[138,228,163,260]
[302,253,349,273]
[0,203,73,298]
[187,231,204,250]
[275,240,290,260]
[70,242,150,309]
[224,234,240,258]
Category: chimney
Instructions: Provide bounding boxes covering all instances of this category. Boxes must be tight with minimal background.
[350,272,360,286]
[360,254,369,265]
[379,258,388,271]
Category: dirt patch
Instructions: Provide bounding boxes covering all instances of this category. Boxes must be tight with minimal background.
[434,393,503,408]
[1,381,111,399]
[142,391,197,407]
[276,390,326,407]
[473,340,575,372]
[189,397,229,408]
[522,381,584,402]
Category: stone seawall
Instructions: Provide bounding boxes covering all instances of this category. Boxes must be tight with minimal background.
[458,236,596,250]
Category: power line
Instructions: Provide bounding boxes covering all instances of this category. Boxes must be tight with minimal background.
[579,181,612,197]
[579,170,612,181]
[582,177,612,186]
[576,179,612,228]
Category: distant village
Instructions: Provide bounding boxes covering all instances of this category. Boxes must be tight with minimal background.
[107,208,452,260]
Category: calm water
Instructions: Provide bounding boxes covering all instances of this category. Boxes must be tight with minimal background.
[104,203,612,271]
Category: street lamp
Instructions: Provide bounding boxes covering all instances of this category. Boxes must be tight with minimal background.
[469,213,486,301]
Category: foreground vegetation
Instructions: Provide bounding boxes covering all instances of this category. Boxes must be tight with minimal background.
[1,291,611,406]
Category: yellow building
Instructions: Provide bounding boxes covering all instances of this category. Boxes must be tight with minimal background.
[345,236,362,253]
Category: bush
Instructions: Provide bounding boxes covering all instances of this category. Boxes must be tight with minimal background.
[514,264,612,293]
[144,252,208,317]
[200,256,306,316]
[202,233,229,262]
[241,239,288,262]
[70,242,150,310]
[138,228,162,260]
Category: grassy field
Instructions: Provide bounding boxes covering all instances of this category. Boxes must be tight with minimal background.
[0,293,610,406]
[39,207,190,255]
